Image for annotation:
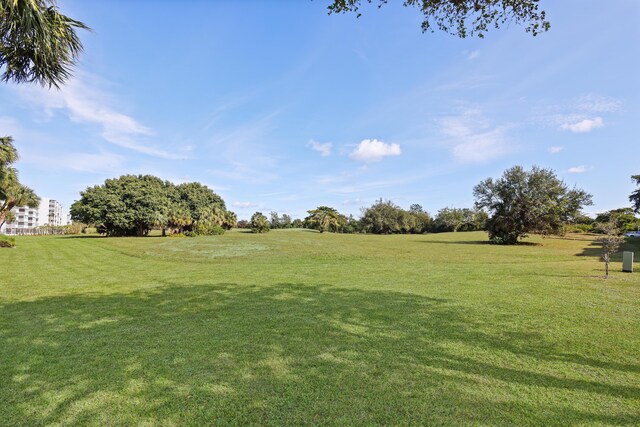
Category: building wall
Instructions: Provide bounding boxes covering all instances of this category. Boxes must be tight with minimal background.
[1,198,67,234]
[37,198,50,226]
[47,199,65,226]
[1,205,40,234]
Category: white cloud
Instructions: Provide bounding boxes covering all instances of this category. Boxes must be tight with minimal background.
[548,146,563,153]
[349,139,401,163]
[308,139,333,157]
[15,74,185,159]
[232,201,258,209]
[530,94,622,132]
[567,165,588,173]
[438,109,511,163]
[468,49,480,60]
[576,95,623,113]
[560,117,604,133]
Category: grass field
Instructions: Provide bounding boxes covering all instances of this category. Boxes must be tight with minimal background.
[1,230,639,425]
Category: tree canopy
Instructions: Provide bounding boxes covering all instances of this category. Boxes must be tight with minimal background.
[0,136,40,227]
[70,175,233,237]
[474,166,592,244]
[250,212,270,233]
[327,0,549,38]
[305,206,342,233]
[630,175,640,214]
[595,207,639,233]
[1,0,88,87]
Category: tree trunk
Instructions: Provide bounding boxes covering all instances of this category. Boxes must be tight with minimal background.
[0,200,17,227]
[605,252,610,278]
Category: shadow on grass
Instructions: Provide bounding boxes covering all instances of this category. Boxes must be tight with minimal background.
[1,284,638,425]
[59,234,173,239]
[416,239,541,247]
[234,229,318,234]
[577,238,639,260]
[55,234,108,239]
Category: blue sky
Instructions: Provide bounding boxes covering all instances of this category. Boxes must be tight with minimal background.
[2,0,639,220]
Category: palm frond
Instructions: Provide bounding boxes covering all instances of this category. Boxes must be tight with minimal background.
[0,0,89,87]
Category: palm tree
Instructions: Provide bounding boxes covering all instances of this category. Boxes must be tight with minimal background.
[0,135,40,226]
[0,182,40,227]
[166,206,193,234]
[223,210,237,230]
[0,136,19,201]
[0,136,18,164]
[250,212,270,233]
[1,0,89,87]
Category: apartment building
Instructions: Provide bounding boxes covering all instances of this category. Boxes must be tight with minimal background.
[41,199,65,226]
[1,198,67,235]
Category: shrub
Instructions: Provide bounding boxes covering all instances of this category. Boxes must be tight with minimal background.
[0,235,16,248]
[201,224,225,235]
[250,212,270,233]
[185,224,225,237]
[67,222,86,234]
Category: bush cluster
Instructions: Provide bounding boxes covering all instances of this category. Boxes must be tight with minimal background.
[0,235,16,248]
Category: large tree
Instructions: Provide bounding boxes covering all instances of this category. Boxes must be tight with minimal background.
[327,0,549,38]
[434,207,486,232]
[0,136,39,227]
[305,206,342,233]
[171,182,229,234]
[1,0,88,87]
[408,204,432,233]
[71,175,171,237]
[71,176,232,237]
[434,207,468,232]
[630,175,640,214]
[360,199,417,234]
[473,165,592,244]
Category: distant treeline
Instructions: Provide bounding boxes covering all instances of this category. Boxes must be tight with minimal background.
[66,167,638,244]
[239,200,488,235]
[565,208,640,234]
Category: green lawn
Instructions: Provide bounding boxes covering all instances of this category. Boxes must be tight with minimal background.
[1,230,639,425]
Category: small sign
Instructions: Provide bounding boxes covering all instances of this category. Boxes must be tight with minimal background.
[623,251,634,273]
